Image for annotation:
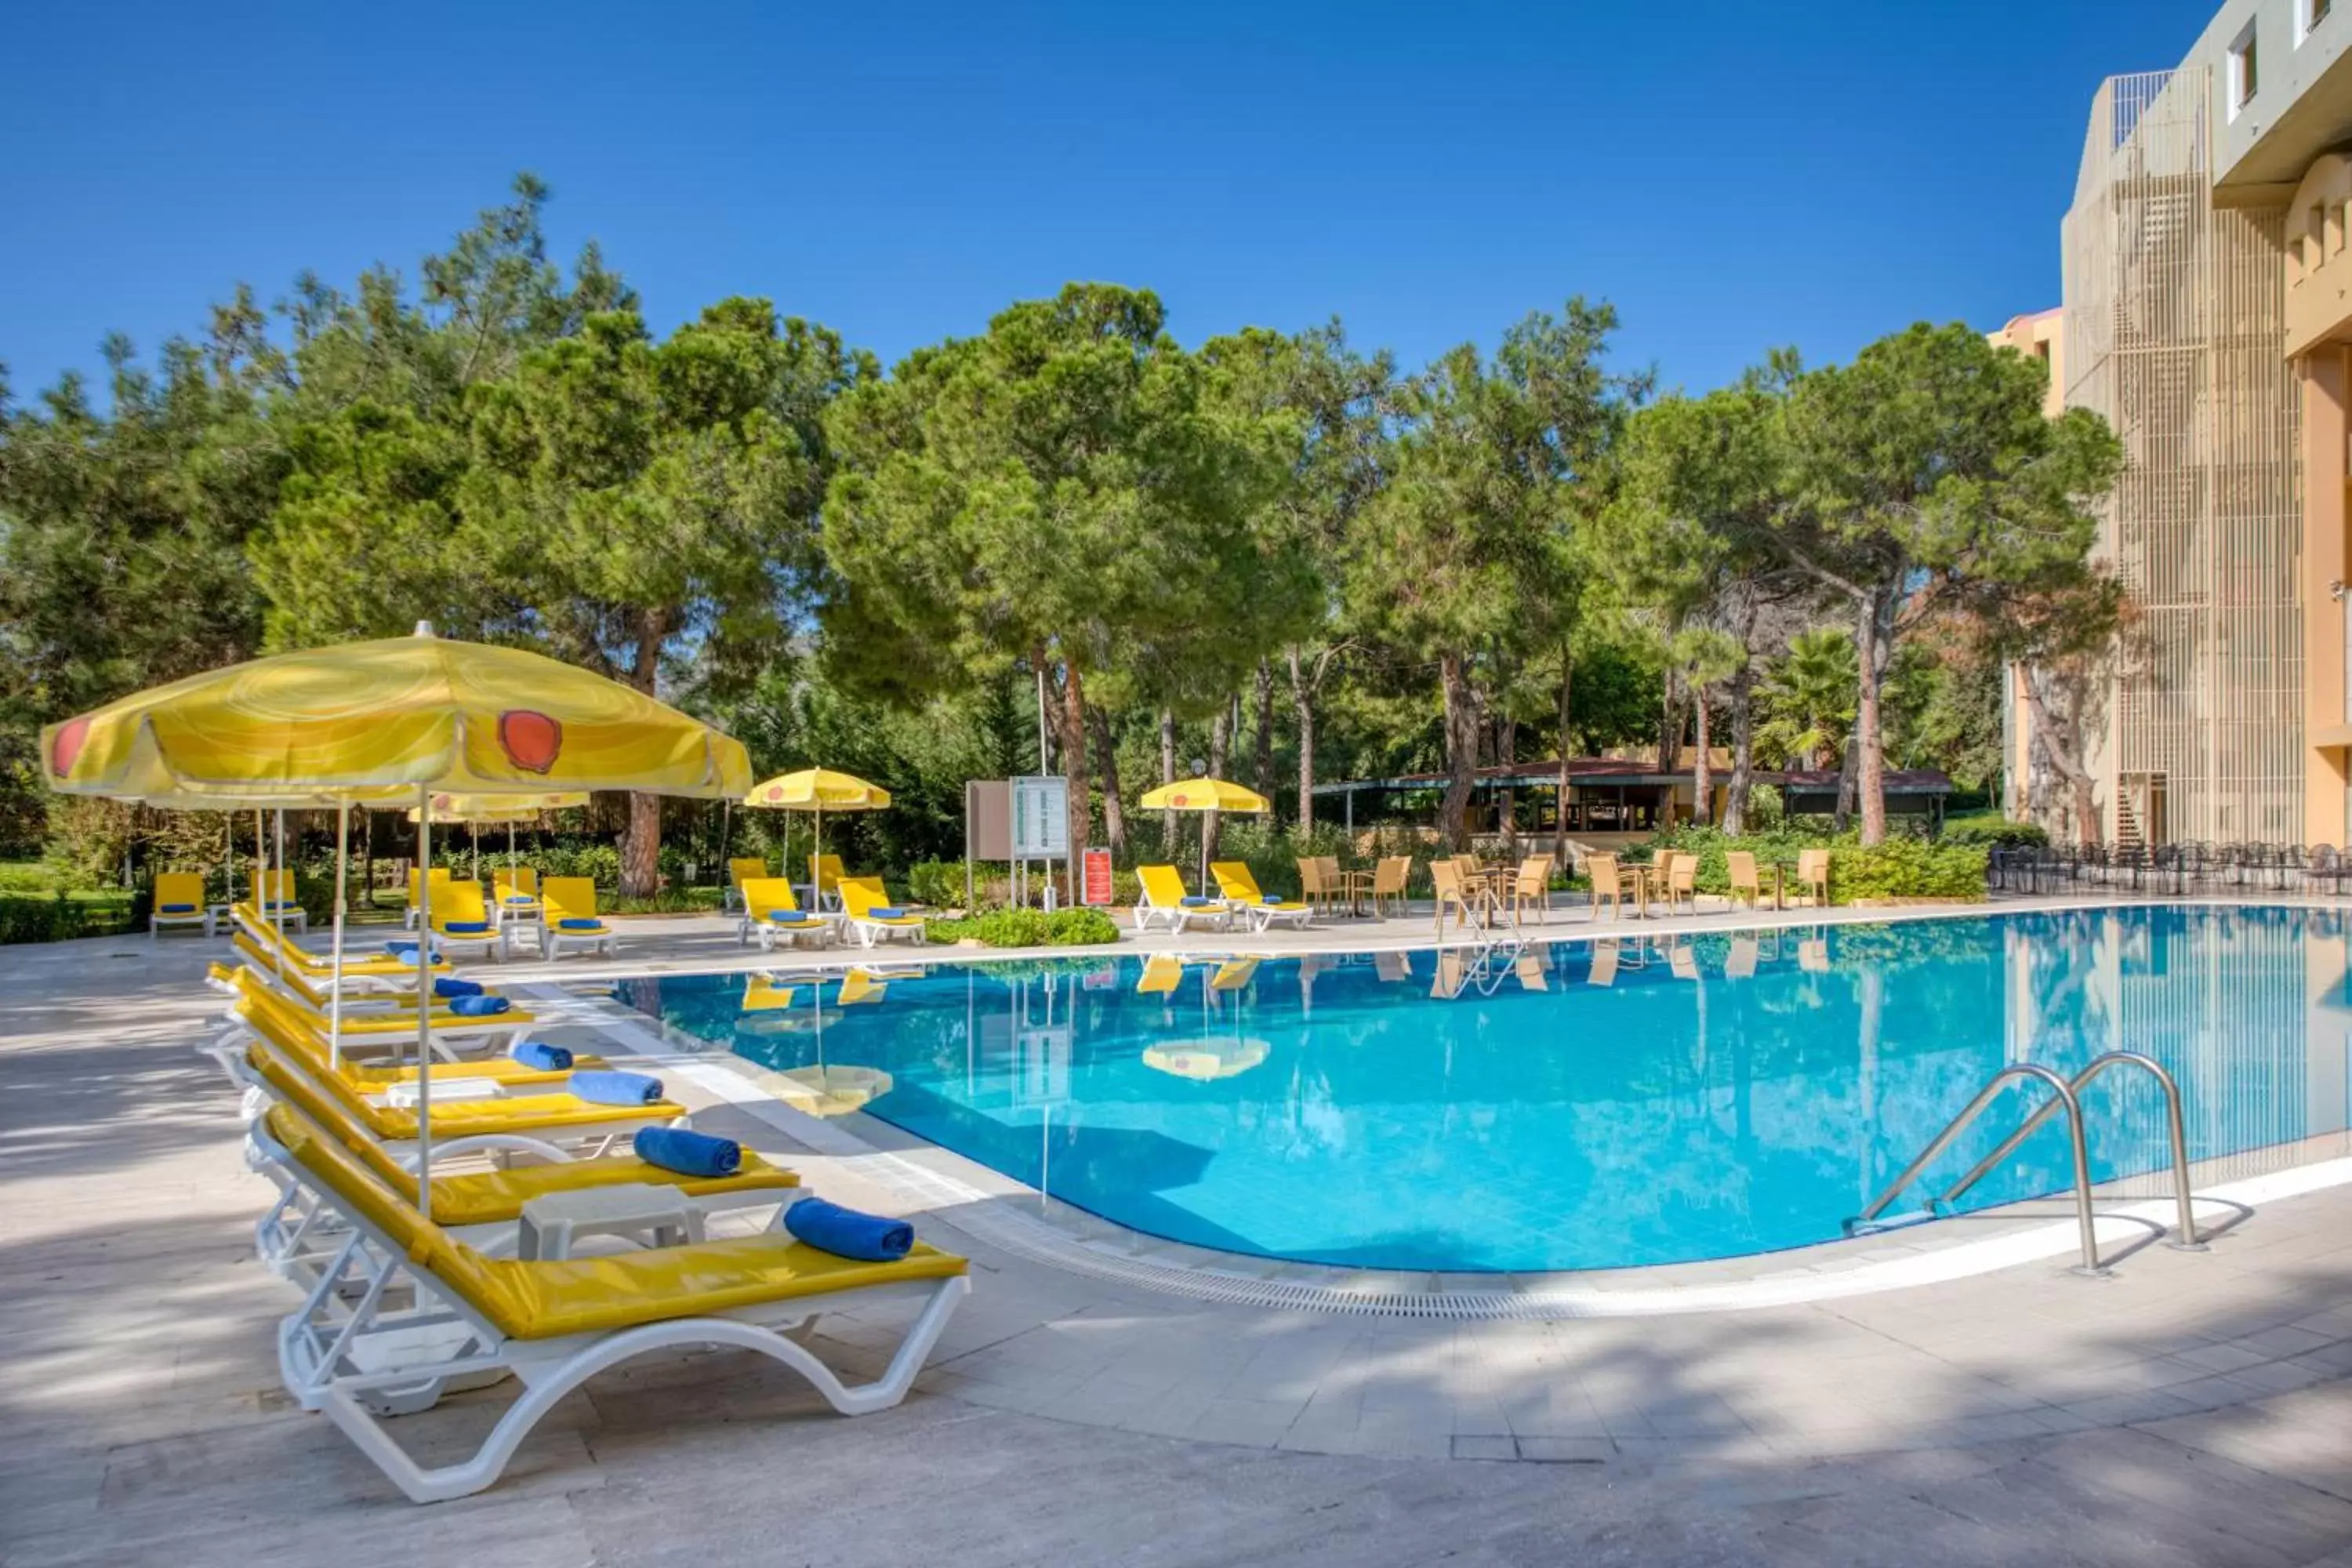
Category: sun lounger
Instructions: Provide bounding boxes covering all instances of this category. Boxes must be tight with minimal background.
[230,904,448,986]
[229,1004,687,1156]
[429,880,506,962]
[263,1106,967,1501]
[1133,865,1229,933]
[150,871,213,940]
[405,866,452,930]
[837,877,925,949]
[1210,862,1312,931]
[236,1040,790,1279]
[724,856,768,914]
[252,869,308,934]
[539,877,616,960]
[491,867,543,929]
[737,877,832,951]
[224,961,535,1060]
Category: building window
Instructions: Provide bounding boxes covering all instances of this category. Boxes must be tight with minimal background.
[2230,23,2259,117]
[2302,0,2332,45]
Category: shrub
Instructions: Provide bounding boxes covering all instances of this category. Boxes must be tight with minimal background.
[1827,840,1987,902]
[1045,907,1120,946]
[1635,822,1988,902]
[923,905,1123,947]
[0,892,89,945]
[906,858,964,909]
[532,844,623,888]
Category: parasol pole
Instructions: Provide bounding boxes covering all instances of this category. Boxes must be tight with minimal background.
[223,812,234,914]
[328,799,348,1067]
[271,808,288,980]
[414,784,434,1219]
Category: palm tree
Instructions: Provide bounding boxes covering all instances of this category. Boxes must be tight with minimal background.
[1758,627,1857,769]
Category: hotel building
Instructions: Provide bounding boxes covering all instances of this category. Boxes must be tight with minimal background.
[2017,0,2352,846]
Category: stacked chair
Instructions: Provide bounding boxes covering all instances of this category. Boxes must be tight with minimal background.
[191,909,972,1504]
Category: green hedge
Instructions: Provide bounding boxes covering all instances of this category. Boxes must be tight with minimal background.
[1638,824,1988,903]
[1827,840,1988,901]
[0,893,94,945]
[925,906,1123,947]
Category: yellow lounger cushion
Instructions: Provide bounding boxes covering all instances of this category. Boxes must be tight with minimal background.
[275,1109,964,1340]
[260,1105,797,1228]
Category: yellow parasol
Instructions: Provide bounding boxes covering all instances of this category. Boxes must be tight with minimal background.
[42,622,751,1217]
[741,768,891,906]
[1138,776,1269,884]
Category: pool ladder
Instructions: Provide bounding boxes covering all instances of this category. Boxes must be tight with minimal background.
[1846,1052,2208,1277]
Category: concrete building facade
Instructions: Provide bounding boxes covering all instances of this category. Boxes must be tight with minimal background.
[2026,0,2352,847]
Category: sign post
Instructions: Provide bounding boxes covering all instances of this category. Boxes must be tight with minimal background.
[1009,775,1070,910]
[1080,846,1113,907]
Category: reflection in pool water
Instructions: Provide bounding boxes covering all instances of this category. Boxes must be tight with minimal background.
[619,906,2352,1272]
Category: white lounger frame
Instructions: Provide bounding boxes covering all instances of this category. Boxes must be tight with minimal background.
[843,914,925,949]
[254,1115,967,1504]
[538,922,616,961]
[1132,895,1229,935]
[739,913,834,951]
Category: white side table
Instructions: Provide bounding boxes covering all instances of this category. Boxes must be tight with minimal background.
[515,1182,704,1261]
[205,903,233,938]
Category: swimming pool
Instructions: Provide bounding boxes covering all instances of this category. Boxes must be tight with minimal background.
[619,906,2352,1272]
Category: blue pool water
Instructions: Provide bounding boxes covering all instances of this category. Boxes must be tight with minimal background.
[619,906,2352,1272]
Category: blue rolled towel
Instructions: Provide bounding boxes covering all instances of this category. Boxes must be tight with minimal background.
[159,902,199,913]
[1179,895,1216,907]
[570,1069,663,1105]
[868,906,910,920]
[634,1125,740,1178]
[445,994,511,1018]
[441,919,491,934]
[502,893,536,904]
[1263,895,1284,906]
[784,1195,913,1261]
[432,976,485,999]
[510,1040,573,1072]
[558,917,604,931]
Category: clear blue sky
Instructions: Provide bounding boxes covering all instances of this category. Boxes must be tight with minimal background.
[0,0,2219,402]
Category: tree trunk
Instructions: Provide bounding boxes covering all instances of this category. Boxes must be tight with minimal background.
[1657,670,1682,775]
[1088,702,1126,862]
[1159,708,1178,853]
[1057,659,1091,880]
[1724,666,1756,837]
[1833,735,1858,832]
[1554,648,1574,865]
[1203,699,1233,860]
[359,809,373,913]
[1496,713,1518,852]
[2024,670,2103,848]
[619,610,668,898]
[1289,650,1317,835]
[1252,657,1275,802]
[1690,685,1713,827]
[1853,589,1896,845]
[1439,650,1479,851]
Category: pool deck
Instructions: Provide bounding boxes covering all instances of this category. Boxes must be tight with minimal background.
[9,896,2352,1565]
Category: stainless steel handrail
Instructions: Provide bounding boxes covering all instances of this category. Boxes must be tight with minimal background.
[1850,1063,2108,1275]
[1936,1051,2205,1252]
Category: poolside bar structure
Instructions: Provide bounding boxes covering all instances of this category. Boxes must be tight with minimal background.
[1312,757,1954,837]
